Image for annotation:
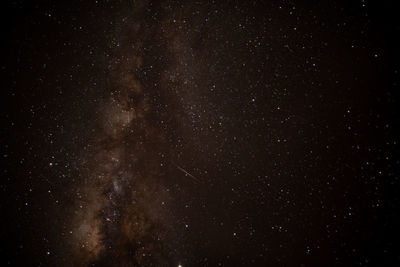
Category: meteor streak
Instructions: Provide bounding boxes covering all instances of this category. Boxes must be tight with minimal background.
[173,163,199,182]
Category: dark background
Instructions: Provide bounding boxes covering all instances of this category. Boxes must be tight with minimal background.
[1,0,400,266]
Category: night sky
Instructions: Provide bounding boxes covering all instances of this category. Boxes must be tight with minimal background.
[1,0,400,266]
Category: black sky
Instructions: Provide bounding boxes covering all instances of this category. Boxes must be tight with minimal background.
[1,0,400,266]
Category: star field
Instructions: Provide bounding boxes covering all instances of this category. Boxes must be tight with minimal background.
[1,0,400,266]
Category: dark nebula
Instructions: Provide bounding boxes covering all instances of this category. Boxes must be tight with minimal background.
[1,0,400,266]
